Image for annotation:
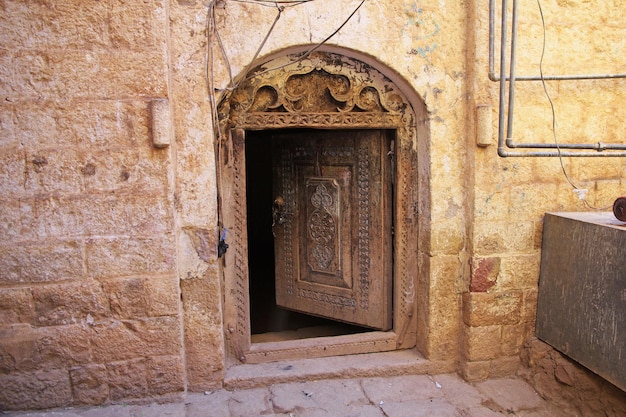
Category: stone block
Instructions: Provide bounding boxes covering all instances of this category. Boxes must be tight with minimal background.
[5,49,168,101]
[0,50,17,101]
[462,325,502,362]
[82,149,169,195]
[73,195,132,237]
[473,221,535,254]
[361,375,444,403]
[0,240,84,284]
[179,228,213,280]
[186,391,232,417]
[14,100,149,150]
[489,356,521,378]
[0,104,16,147]
[86,235,175,279]
[0,146,25,197]
[102,277,149,319]
[0,324,91,373]
[500,324,526,357]
[430,219,465,255]
[109,0,168,50]
[521,288,538,326]
[428,255,463,295]
[498,253,541,290]
[103,276,179,319]
[381,398,459,417]
[0,369,72,410]
[127,195,173,236]
[0,198,22,239]
[474,187,510,222]
[23,194,171,240]
[24,148,85,195]
[145,275,180,317]
[460,360,491,382]
[13,101,73,149]
[107,358,149,401]
[147,355,185,396]
[425,257,462,360]
[180,276,225,390]
[475,377,544,412]
[508,183,559,221]
[433,373,485,409]
[32,281,109,326]
[463,291,523,327]
[91,317,182,363]
[0,288,33,326]
[0,0,109,50]
[20,197,85,239]
[70,364,110,405]
[468,257,501,293]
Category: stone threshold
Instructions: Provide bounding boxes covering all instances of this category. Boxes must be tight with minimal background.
[224,349,456,390]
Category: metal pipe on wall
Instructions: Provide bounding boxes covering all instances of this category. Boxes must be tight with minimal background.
[488,0,626,82]
[492,0,626,157]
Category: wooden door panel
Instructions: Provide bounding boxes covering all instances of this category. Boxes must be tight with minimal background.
[273,129,392,330]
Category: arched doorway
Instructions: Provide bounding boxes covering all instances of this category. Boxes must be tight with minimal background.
[217,49,426,363]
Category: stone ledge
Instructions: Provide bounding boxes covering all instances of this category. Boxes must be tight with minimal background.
[223,349,455,391]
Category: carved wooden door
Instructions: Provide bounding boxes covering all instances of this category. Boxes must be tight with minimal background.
[272,129,393,330]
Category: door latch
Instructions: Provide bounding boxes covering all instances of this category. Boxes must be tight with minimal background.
[272,196,286,228]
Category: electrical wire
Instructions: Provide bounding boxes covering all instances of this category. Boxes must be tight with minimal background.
[536,0,576,189]
[207,0,368,247]
[238,0,366,83]
[206,1,227,246]
[536,0,612,210]
[229,0,314,6]
[236,3,285,89]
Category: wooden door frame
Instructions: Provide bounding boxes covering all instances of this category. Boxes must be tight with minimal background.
[217,50,421,364]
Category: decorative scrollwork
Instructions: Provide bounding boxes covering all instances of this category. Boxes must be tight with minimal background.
[307,179,339,274]
[219,51,413,132]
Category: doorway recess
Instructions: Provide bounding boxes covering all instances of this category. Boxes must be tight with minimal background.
[217,49,423,364]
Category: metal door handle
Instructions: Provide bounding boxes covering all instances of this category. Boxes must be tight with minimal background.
[272,196,286,227]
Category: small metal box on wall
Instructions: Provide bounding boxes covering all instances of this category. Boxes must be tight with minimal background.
[537,212,626,392]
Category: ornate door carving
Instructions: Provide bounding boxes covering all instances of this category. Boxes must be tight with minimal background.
[272,129,393,330]
[218,50,421,362]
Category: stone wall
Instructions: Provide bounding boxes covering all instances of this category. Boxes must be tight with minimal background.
[0,0,625,411]
[519,337,626,417]
[461,0,626,380]
[0,1,186,410]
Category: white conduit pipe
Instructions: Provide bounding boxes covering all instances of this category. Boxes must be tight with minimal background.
[490,0,626,157]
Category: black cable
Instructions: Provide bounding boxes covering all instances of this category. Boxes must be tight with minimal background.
[237,0,367,83]
[229,0,313,6]
[537,0,611,210]
[536,0,578,190]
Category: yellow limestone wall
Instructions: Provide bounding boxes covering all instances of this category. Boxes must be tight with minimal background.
[0,0,624,410]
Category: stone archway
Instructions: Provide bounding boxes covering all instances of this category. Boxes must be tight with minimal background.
[216,49,428,363]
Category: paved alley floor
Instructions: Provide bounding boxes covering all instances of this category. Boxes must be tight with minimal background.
[4,373,568,417]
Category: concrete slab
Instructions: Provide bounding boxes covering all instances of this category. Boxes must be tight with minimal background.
[224,349,453,390]
[4,373,564,417]
[380,398,459,417]
[185,391,232,417]
[475,377,545,412]
[270,379,368,413]
[434,373,486,409]
[361,374,444,403]
[228,387,274,417]
[463,407,507,417]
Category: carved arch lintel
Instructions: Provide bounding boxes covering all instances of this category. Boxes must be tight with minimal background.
[218,51,416,138]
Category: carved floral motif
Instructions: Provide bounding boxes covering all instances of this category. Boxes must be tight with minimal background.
[219,51,412,134]
[307,180,339,273]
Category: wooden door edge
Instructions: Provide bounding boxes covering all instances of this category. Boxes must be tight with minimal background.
[243,331,398,364]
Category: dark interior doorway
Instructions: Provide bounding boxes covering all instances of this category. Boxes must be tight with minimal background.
[245,129,372,341]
